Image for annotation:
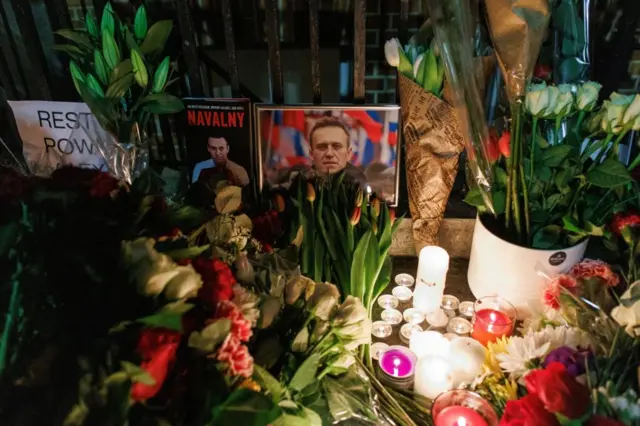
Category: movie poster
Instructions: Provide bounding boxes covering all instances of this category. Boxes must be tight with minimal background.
[184,98,252,198]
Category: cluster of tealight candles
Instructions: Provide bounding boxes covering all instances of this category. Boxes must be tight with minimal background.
[371,246,517,426]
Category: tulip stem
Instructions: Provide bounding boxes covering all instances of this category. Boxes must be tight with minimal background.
[554,116,562,144]
[509,102,523,242]
[574,110,586,135]
[529,117,539,187]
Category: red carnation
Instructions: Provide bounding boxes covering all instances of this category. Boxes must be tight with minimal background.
[500,394,559,426]
[525,362,590,420]
[543,274,578,309]
[212,300,252,342]
[193,257,236,307]
[131,328,181,401]
[610,212,640,236]
[569,259,620,287]
[216,335,254,378]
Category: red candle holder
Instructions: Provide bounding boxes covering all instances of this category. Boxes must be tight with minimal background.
[431,389,498,426]
[470,296,516,346]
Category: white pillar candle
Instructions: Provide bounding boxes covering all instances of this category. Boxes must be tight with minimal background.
[413,246,450,314]
[448,337,486,386]
[409,330,450,358]
[414,355,454,400]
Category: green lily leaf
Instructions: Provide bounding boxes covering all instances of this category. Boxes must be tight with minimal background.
[93,50,109,85]
[138,93,184,114]
[102,29,120,71]
[289,352,321,393]
[253,365,287,402]
[140,20,173,58]
[55,29,94,52]
[533,225,562,249]
[211,389,282,426]
[100,3,115,36]
[131,49,148,88]
[85,12,99,39]
[109,59,132,84]
[86,73,105,97]
[69,60,86,94]
[54,44,86,62]
[137,302,194,331]
[134,5,148,41]
[152,56,170,93]
[105,73,134,99]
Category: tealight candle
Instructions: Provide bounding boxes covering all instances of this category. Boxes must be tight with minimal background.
[413,246,450,314]
[372,321,393,338]
[378,345,417,390]
[446,317,472,337]
[395,273,415,287]
[378,294,399,310]
[470,296,516,346]
[441,295,460,315]
[458,301,474,319]
[403,308,426,325]
[371,342,389,360]
[392,285,413,303]
[381,308,403,325]
[426,308,449,332]
[414,355,454,400]
[410,330,450,358]
[443,333,458,341]
[400,323,423,344]
[431,389,498,426]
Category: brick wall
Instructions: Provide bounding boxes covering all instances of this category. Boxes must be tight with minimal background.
[364,0,425,104]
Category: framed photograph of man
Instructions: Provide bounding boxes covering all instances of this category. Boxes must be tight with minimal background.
[255,105,401,205]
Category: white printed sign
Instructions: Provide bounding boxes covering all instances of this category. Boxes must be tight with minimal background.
[8,101,109,175]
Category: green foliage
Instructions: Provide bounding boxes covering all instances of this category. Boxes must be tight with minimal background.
[137,302,194,331]
[211,389,282,426]
[54,3,183,137]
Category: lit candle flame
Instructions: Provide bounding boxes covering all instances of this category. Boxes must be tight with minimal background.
[392,357,400,377]
[457,417,467,426]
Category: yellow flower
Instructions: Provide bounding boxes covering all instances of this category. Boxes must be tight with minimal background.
[484,336,510,375]
[238,378,261,392]
[504,379,518,401]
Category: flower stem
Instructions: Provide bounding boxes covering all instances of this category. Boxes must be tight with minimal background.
[0,267,21,377]
[574,110,586,135]
[555,116,562,144]
[510,102,523,241]
[591,133,615,169]
[529,117,539,186]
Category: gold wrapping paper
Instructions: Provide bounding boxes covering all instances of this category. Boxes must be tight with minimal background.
[400,57,495,252]
[484,0,550,100]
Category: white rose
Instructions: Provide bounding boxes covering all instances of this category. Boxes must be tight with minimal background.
[285,275,315,305]
[333,296,367,326]
[553,84,575,117]
[525,82,550,117]
[133,254,177,296]
[576,81,602,111]
[259,297,282,329]
[634,114,640,131]
[234,253,255,284]
[163,265,203,300]
[341,320,372,351]
[384,38,401,67]
[332,354,356,370]
[122,237,158,265]
[292,327,309,352]
[611,280,640,337]
[602,94,633,134]
[307,282,340,320]
[623,94,640,126]
[542,86,560,118]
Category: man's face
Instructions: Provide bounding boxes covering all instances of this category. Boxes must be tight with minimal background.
[310,126,351,174]
[207,137,229,165]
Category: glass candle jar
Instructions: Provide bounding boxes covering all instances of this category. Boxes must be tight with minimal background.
[431,389,499,426]
[377,345,417,390]
[470,296,516,346]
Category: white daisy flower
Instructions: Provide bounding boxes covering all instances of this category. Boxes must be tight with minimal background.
[496,335,550,379]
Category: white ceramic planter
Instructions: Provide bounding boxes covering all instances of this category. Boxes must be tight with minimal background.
[467,217,588,318]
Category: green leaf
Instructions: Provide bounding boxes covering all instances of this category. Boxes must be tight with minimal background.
[138,93,185,114]
[54,44,86,62]
[562,215,585,234]
[85,12,99,39]
[554,167,573,189]
[423,49,438,94]
[55,29,94,52]
[533,225,562,249]
[584,221,605,237]
[131,49,148,88]
[0,222,19,257]
[134,6,148,40]
[163,245,210,260]
[253,365,287,402]
[289,352,321,393]
[493,190,506,215]
[313,234,324,282]
[272,414,310,426]
[211,389,282,426]
[152,56,170,93]
[123,27,139,53]
[542,145,574,167]
[350,231,372,301]
[93,50,109,85]
[215,185,242,214]
[188,319,231,352]
[535,164,552,182]
[109,59,133,84]
[102,29,120,71]
[105,73,134,99]
[137,302,194,331]
[397,47,413,78]
[69,60,86,94]
[140,20,173,58]
[86,73,105,97]
[587,158,633,188]
[463,186,485,207]
[101,3,115,36]
[495,166,508,188]
[120,361,156,386]
[546,193,563,210]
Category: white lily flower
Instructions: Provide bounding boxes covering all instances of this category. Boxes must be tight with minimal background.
[576,81,602,111]
[384,38,401,67]
[525,82,550,117]
[611,281,640,337]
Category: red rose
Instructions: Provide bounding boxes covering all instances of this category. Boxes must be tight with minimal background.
[525,362,590,419]
[587,416,625,426]
[131,328,181,401]
[611,212,640,236]
[498,131,511,158]
[534,64,552,81]
[500,394,559,426]
[252,209,282,246]
[485,129,500,163]
[193,257,236,306]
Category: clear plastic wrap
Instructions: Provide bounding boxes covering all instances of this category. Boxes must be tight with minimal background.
[425,0,495,214]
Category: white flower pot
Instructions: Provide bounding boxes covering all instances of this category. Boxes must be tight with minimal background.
[467,216,588,319]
